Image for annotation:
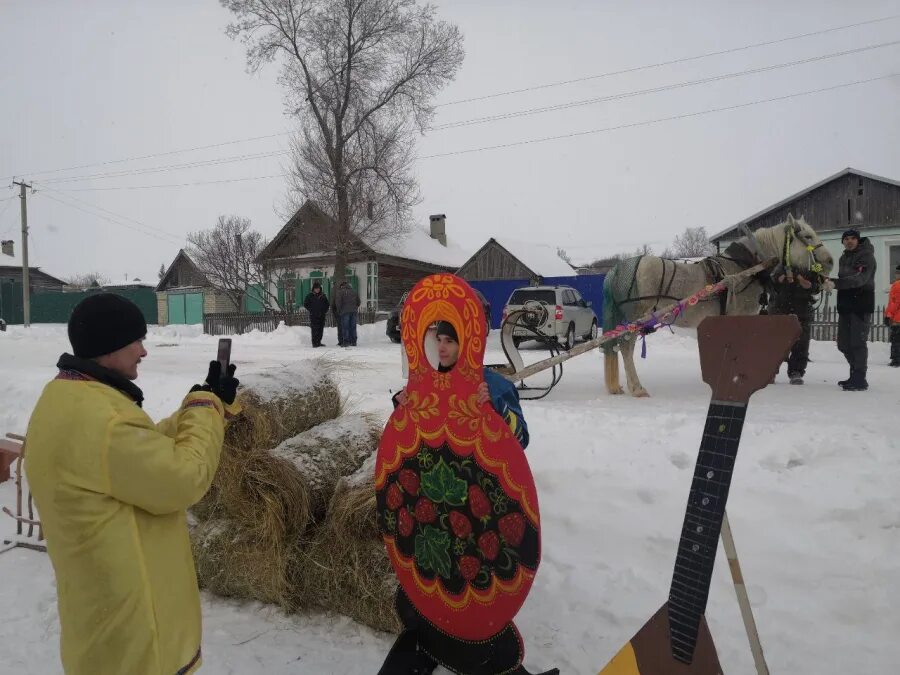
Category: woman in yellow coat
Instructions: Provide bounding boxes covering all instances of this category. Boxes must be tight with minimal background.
[25,294,239,675]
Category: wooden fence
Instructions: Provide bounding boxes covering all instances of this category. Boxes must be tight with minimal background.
[810,305,890,342]
[203,309,386,336]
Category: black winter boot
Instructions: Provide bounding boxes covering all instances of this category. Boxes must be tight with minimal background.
[842,369,868,391]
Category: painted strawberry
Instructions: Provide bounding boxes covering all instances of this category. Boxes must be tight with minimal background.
[468,485,491,521]
[386,483,404,511]
[459,555,480,581]
[449,510,472,539]
[398,469,420,496]
[414,497,437,524]
[478,530,500,561]
[498,513,526,547]
[398,507,414,537]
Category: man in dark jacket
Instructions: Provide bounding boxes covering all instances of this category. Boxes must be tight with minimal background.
[830,229,876,391]
[768,267,820,385]
[303,281,330,348]
[334,280,361,347]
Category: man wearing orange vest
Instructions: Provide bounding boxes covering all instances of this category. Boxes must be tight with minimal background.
[886,264,900,367]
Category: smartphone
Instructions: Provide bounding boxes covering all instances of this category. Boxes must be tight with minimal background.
[217,338,232,378]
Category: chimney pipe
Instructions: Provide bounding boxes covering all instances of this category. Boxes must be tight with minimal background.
[1,240,12,257]
[429,214,447,247]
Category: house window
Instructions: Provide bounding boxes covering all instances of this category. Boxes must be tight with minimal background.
[366,261,378,311]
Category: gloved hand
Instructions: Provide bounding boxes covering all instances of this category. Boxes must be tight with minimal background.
[822,278,836,292]
[190,361,239,405]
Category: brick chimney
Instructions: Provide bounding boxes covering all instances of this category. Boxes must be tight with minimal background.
[1,240,12,257]
[429,214,447,247]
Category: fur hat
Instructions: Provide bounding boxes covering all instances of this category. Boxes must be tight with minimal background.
[68,293,147,359]
[434,320,458,342]
[841,228,861,241]
[312,280,322,290]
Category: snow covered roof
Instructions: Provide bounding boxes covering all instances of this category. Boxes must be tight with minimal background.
[369,227,470,268]
[104,278,152,288]
[492,237,574,277]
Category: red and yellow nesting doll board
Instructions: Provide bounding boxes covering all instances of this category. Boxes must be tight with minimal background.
[375,274,542,665]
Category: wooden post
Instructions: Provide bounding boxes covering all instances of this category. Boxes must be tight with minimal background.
[721,512,770,675]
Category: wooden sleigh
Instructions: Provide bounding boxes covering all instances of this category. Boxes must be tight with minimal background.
[0,433,46,555]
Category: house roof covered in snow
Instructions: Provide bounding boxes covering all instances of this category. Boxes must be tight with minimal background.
[259,200,470,269]
[370,226,470,268]
[0,243,66,284]
[490,237,574,277]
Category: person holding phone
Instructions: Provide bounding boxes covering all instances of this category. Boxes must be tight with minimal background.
[25,293,240,675]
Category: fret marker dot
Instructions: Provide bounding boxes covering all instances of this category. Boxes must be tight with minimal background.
[692,544,700,552]
[702,498,709,505]
[696,526,703,533]
[718,424,726,432]
[706,470,714,479]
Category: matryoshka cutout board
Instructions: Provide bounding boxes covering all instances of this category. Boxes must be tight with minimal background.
[375,274,556,674]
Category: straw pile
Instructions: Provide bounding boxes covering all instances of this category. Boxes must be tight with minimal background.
[189,359,399,630]
[287,453,401,633]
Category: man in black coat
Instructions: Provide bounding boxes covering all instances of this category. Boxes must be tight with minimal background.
[829,229,876,391]
[303,281,330,348]
[768,267,820,385]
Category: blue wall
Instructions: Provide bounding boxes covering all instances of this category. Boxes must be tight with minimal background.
[468,274,605,328]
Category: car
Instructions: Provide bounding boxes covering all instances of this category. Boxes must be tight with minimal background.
[501,285,598,350]
[387,288,492,343]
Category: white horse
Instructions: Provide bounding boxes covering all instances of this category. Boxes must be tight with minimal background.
[603,215,834,397]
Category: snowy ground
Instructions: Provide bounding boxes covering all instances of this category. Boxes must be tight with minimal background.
[1,322,898,674]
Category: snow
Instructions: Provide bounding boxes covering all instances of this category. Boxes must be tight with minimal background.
[492,237,575,277]
[369,226,471,269]
[1,323,899,674]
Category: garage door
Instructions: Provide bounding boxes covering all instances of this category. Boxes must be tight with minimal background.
[167,292,204,324]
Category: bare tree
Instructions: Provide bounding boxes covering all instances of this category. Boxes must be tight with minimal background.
[666,227,714,258]
[187,215,282,311]
[158,263,166,281]
[223,0,465,281]
[65,272,110,289]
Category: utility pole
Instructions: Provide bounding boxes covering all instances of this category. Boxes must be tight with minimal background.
[12,180,32,327]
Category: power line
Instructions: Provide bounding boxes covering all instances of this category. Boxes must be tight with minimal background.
[50,173,290,192]
[437,13,900,107]
[38,72,900,191]
[420,73,899,159]
[35,183,186,243]
[34,38,899,187]
[37,191,183,245]
[1,132,289,182]
[432,39,900,131]
[2,14,896,184]
[39,148,288,185]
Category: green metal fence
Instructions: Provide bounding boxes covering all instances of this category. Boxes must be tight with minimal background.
[0,284,158,325]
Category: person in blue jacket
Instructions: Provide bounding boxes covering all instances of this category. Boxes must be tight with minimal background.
[393,320,529,449]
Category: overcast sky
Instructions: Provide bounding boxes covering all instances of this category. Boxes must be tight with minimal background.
[1,0,899,282]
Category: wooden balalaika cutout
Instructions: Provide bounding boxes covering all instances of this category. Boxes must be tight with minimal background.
[376,274,557,675]
[598,315,800,675]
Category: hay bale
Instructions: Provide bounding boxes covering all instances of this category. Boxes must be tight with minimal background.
[191,518,292,608]
[270,414,382,521]
[289,531,400,634]
[237,360,343,449]
[327,451,379,539]
[191,359,342,533]
[284,451,400,634]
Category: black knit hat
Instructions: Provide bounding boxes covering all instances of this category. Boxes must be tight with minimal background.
[68,293,147,358]
[312,280,322,289]
[435,320,458,342]
[841,228,861,241]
